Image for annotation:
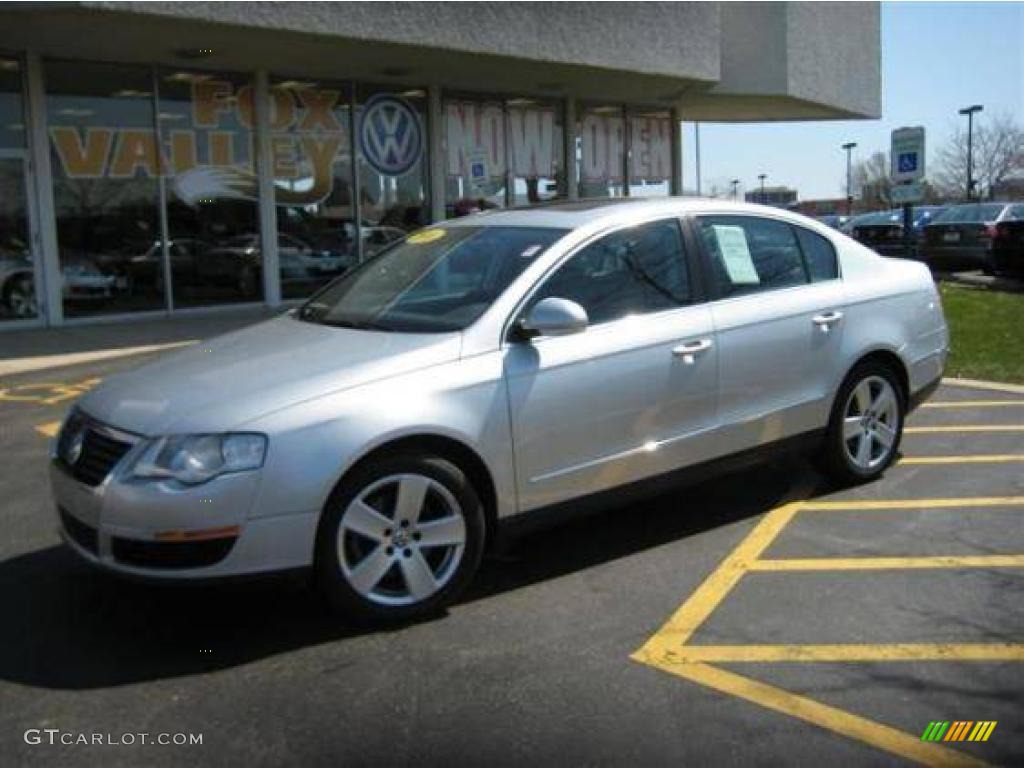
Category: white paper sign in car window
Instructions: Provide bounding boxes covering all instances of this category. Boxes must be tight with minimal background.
[712,225,760,285]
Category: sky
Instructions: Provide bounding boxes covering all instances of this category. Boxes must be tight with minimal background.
[685,1,1024,201]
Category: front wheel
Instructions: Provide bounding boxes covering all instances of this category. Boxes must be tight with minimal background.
[821,362,905,485]
[315,451,485,623]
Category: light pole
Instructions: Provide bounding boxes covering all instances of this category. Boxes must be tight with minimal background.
[958,104,983,201]
[694,122,702,196]
[842,142,857,215]
[730,178,740,200]
[758,173,767,204]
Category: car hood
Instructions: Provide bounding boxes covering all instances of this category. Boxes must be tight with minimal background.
[78,314,463,435]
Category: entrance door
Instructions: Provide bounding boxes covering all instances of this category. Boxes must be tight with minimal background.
[0,151,43,325]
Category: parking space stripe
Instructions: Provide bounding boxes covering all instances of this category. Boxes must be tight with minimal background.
[749,555,1024,571]
[898,455,1024,465]
[34,421,61,438]
[655,663,988,768]
[800,497,1024,511]
[656,643,1024,664]
[904,425,1024,433]
[921,400,1024,409]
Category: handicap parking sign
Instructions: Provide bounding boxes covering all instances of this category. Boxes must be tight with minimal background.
[897,152,918,174]
[891,127,925,182]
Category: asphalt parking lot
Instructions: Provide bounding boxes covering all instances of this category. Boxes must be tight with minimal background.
[0,356,1022,766]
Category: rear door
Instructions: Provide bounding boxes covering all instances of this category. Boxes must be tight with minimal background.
[691,214,846,455]
[504,217,719,511]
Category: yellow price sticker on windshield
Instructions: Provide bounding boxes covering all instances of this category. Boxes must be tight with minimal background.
[407,229,446,245]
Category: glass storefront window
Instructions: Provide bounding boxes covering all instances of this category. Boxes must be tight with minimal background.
[627,109,672,197]
[270,77,355,299]
[158,68,261,306]
[1,55,36,322]
[355,86,429,253]
[508,98,564,207]
[46,60,163,317]
[578,105,625,199]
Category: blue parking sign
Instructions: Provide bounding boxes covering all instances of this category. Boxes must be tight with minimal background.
[897,153,918,173]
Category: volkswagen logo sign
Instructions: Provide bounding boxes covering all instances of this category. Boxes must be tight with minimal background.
[358,95,423,177]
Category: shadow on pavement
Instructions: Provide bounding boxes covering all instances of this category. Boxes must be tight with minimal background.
[0,458,807,691]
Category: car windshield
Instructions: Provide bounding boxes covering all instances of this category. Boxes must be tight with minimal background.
[298,225,567,333]
[933,203,1005,224]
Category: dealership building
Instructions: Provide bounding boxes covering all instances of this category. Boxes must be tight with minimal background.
[0,1,879,329]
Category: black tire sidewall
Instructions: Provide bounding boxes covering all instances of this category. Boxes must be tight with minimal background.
[825,362,906,484]
[315,451,485,623]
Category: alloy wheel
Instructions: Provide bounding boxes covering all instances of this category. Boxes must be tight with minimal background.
[842,375,900,470]
[337,473,467,607]
[7,276,37,318]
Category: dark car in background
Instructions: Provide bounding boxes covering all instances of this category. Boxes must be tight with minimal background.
[921,202,1024,273]
[992,219,1024,278]
[850,206,947,258]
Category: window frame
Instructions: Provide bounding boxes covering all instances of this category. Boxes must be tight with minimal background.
[504,215,706,341]
[687,213,841,303]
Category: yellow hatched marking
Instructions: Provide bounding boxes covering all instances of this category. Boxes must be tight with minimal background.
[922,400,1024,409]
[899,455,1024,465]
[651,663,988,768]
[660,643,1024,664]
[34,421,61,438]
[904,424,1024,433]
[750,555,1024,571]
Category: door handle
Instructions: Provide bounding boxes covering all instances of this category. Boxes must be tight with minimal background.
[812,311,844,328]
[672,338,713,364]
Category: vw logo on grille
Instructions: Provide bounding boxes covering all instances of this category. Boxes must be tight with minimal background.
[358,95,423,177]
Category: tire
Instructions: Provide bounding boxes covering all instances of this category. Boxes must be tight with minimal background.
[821,361,905,485]
[4,274,37,318]
[315,451,485,623]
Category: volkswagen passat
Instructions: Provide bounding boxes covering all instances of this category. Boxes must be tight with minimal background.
[51,199,948,621]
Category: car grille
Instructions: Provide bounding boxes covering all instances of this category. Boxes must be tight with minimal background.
[111,536,237,570]
[57,412,136,487]
[59,506,99,554]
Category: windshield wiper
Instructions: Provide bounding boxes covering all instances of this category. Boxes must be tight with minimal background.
[320,318,395,332]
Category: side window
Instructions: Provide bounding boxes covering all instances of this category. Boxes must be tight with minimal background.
[696,216,808,297]
[1010,205,1024,221]
[794,226,839,282]
[530,219,691,326]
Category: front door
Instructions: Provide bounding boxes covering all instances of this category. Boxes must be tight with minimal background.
[0,151,44,326]
[504,218,719,512]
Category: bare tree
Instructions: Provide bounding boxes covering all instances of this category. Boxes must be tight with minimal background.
[934,112,1024,199]
[850,150,891,210]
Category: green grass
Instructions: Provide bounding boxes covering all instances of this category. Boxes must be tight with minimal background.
[939,282,1024,384]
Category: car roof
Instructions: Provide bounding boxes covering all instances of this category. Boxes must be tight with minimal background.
[441,197,811,229]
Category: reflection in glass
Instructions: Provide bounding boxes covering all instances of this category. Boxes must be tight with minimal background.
[46,60,163,317]
[159,69,261,306]
[508,99,565,207]
[578,105,625,199]
[0,56,36,322]
[444,98,506,216]
[356,86,429,244]
[627,110,672,198]
[271,77,357,299]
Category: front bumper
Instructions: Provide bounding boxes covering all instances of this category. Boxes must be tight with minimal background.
[50,458,319,580]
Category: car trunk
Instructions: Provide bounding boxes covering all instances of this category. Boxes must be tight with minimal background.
[853,223,904,248]
[924,221,993,249]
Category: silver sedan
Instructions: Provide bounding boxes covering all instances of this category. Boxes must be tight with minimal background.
[50,198,948,621]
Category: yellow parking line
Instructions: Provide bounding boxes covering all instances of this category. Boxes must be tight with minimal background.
[801,496,1024,511]
[922,400,1024,409]
[657,663,988,768]
[661,643,1024,664]
[899,455,1024,464]
[750,555,1024,571]
[904,425,1024,433]
[34,421,61,438]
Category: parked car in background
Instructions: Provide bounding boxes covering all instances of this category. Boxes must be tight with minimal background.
[51,198,948,622]
[851,206,947,259]
[814,214,849,231]
[992,219,1024,278]
[839,211,880,236]
[921,202,1024,273]
[0,249,35,318]
[62,253,123,303]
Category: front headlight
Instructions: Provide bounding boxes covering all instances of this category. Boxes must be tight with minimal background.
[130,433,267,485]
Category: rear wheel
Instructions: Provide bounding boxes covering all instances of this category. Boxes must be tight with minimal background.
[822,362,905,485]
[4,274,36,318]
[315,451,485,623]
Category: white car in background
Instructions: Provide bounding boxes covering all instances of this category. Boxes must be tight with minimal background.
[51,199,948,622]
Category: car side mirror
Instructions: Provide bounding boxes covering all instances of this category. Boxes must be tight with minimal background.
[519,297,588,339]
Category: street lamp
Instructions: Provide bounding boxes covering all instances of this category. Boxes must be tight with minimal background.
[731,179,740,200]
[958,105,983,201]
[758,173,767,204]
[842,142,857,215]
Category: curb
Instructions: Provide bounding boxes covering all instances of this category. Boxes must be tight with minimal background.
[941,377,1024,395]
[0,340,197,378]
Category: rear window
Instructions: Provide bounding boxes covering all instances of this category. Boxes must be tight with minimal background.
[933,204,1005,224]
[795,227,839,282]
